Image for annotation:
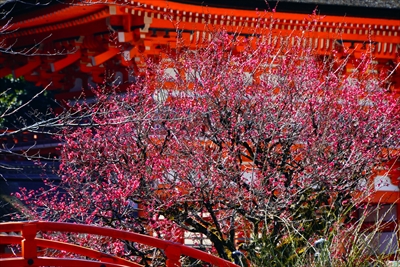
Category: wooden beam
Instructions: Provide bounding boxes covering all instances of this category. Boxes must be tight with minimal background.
[12,57,41,78]
[122,46,136,62]
[118,31,134,42]
[368,191,400,204]
[91,47,119,66]
[51,50,81,72]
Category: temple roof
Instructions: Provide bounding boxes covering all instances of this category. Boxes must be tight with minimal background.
[282,0,399,9]
[0,0,399,94]
[177,1,400,19]
[177,0,400,9]
[1,0,399,19]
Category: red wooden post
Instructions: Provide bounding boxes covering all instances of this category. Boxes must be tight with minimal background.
[21,222,38,267]
[165,245,181,267]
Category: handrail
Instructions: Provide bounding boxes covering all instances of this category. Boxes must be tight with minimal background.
[0,221,238,267]
[0,257,131,267]
[0,235,142,267]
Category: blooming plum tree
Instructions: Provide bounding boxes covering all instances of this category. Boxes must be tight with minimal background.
[18,22,400,266]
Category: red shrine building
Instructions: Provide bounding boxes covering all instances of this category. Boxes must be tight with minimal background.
[0,0,399,257]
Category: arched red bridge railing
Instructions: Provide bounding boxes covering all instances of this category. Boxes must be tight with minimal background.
[0,221,238,267]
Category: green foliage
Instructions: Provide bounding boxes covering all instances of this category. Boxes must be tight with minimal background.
[0,76,24,125]
[0,75,56,128]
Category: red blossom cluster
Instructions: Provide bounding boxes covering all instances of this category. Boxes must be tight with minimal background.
[17,27,399,265]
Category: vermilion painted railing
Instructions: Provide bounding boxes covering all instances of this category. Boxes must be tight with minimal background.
[0,221,238,267]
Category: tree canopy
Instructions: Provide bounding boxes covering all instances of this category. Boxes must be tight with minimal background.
[17,24,400,266]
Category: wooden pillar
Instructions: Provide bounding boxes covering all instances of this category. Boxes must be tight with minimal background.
[165,245,181,267]
[21,222,37,267]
